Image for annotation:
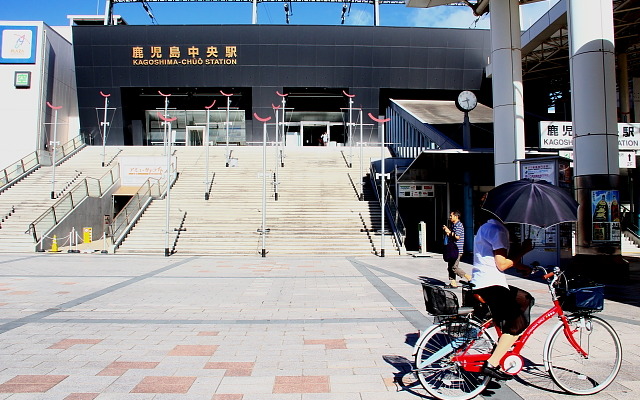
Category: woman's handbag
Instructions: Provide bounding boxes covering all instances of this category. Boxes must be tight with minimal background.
[443,235,459,262]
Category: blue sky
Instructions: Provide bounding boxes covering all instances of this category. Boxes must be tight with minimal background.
[1,0,558,29]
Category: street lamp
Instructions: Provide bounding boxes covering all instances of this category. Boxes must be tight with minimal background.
[204,100,216,200]
[220,90,233,167]
[46,101,62,199]
[343,90,355,168]
[158,91,176,257]
[254,112,272,257]
[276,91,288,167]
[272,104,281,201]
[369,113,391,257]
[99,91,112,167]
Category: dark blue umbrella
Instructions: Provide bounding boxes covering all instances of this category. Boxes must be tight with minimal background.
[481,179,579,228]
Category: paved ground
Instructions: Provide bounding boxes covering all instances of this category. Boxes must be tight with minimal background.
[0,253,638,400]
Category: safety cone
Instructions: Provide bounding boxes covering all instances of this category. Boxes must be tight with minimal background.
[50,235,60,253]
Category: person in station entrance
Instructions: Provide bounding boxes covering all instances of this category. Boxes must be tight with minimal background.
[321,131,329,146]
[442,211,471,288]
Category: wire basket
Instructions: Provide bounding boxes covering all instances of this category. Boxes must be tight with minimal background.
[558,284,605,312]
[422,283,459,316]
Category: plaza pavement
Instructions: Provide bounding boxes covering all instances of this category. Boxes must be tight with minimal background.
[0,252,638,400]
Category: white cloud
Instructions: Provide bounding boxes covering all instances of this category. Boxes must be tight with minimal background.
[406,0,560,31]
[347,10,374,26]
[408,6,490,29]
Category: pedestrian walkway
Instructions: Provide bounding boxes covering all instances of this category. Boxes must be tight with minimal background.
[0,253,637,399]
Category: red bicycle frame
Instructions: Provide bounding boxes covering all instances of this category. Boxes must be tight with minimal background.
[453,299,588,373]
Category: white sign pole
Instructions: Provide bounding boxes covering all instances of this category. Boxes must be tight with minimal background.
[369,113,391,257]
[158,91,175,257]
[221,91,233,167]
[254,112,272,257]
[46,102,62,199]
[204,100,216,200]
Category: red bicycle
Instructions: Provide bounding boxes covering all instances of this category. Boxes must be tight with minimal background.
[413,265,622,400]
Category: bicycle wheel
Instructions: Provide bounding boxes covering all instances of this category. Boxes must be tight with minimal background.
[414,319,494,400]
[545,315,622,395]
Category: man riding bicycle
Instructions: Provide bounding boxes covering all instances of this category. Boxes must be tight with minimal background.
[471,217,533,380]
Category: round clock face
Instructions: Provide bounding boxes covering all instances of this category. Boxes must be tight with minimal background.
[457,90,477,111]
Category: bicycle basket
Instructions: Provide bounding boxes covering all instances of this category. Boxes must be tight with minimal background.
[559,284,605,312]
[422,283,459,315]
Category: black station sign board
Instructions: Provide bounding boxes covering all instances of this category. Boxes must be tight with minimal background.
[131,45,238,66]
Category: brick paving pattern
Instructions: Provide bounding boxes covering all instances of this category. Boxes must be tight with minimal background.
[0,254,638,399]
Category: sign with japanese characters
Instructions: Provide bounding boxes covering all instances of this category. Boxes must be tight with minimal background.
[131,45,238,66]
[399,183,435,198]
[119,156,177,186]
[540,121,640,150]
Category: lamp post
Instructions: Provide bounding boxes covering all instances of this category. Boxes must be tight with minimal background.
[204,100,216,200]
[359,108,364,201]
[369,113,391,257]
[99,91,111,167]
[46,101,62,199]
[158,91,175,257]
[272,104,281,201]
[254,112,272,257]
[343,90,355,168]
[220,91,233,167]
[277,91,288,167]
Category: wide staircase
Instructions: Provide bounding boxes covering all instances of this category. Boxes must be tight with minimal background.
[0,146,124,252]
[116,145,398,256]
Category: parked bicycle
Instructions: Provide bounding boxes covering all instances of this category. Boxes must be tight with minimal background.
[413,265,621,400]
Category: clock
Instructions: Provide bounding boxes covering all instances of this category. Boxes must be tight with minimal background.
[456,90,477,112]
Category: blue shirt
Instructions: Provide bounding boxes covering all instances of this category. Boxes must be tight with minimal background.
[452,221,464,253]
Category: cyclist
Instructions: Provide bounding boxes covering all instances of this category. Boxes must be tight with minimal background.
[471,216,533,380]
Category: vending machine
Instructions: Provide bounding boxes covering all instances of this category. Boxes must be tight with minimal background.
[518,156,574,268]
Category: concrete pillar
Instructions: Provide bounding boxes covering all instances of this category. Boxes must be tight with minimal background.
[569,0,624,273]
[489,0,525,185]
[618,52,630,122]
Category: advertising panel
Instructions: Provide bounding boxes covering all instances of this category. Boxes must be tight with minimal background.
[591,189,621,243]
[0,26,37,64]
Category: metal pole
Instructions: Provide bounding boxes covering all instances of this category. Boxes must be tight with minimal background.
[254,113,272,257]
[47,102,62,199]
[369,113,391,257]
[273,104,280,201]
[277,91,288,167]
[100,91,110,167]
[158,91,174,257]
[204,100,216,200]
[220,91,232,167]
[359,109,364,200]
[344,91,355,168]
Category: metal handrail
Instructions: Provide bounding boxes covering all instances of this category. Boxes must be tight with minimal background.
[1,135,85,194]
[368,163,406,249]
[28,164,119,243]
[0,151,40,193]
[109,166,177,249]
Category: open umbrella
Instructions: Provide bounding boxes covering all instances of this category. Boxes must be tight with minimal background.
[481,178,579,228]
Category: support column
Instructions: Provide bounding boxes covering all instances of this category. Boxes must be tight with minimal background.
[569,0,625,275]
[633,77,640,122]
[618,52,630,122]
[489,0,525,185]
[252,0,258,24]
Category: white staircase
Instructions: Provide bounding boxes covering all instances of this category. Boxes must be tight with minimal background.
[0,146,124,252]
[116,145,399,256]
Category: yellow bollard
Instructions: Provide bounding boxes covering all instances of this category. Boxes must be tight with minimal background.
[50,235,59,252]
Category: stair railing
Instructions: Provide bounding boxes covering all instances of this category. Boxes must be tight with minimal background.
[0,151,40,193]
[1,135,86,195]
[28,163,119,244]
[368,163,406,251]
[109,165,177,251]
